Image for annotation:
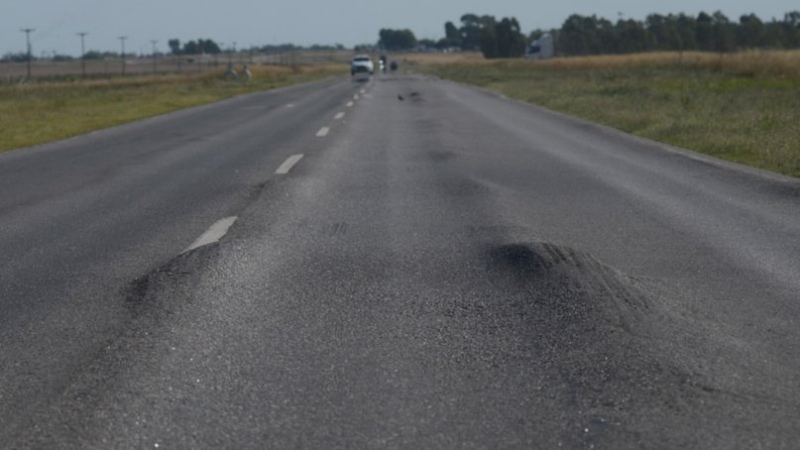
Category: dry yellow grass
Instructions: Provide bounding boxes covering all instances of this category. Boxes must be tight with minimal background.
[539,50,800,78]
[420,51,800,177]
[397,52,486,65]
[410,50,800,78]
[0,64,345,152]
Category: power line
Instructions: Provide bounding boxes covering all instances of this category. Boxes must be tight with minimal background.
[20,28,35,79]
[77,32,88,78]
[118,36,127,76]
[150,40,158,74]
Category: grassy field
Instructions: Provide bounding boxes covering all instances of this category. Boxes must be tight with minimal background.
[0,64,344,152]
[416,51,800,178]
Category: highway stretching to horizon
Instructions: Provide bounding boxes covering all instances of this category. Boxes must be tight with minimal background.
[1,73,799,448]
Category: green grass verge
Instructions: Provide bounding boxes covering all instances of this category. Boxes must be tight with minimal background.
[421,56,800,178]
[0,66,344,153]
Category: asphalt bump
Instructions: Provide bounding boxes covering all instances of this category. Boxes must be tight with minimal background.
[124,242,221,317]
[478,242,715,444]
[487,242,650,329]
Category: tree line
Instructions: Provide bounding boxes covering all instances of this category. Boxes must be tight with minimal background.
[378,29,418,51]
[165,39,346,55]
[377,10,800,58]
[377,15,527,58]
[167,39,222,55]
[1,40,347,63]
[547,11,800,56]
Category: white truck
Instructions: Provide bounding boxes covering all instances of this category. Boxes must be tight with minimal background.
[526,34,554,60]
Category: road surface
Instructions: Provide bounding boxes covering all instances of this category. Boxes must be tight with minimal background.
[1,73,799,448]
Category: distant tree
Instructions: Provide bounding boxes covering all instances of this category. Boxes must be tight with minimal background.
[460,14,494,50]
[473,16,526,58]
[183,40,199,54]
[616,19,652,53]
[200,39,221,54]
[479,17,498,58]
[597,17,618,52]
[696,12,714,51]
[445,21,460,41]
[83,50,118,60]
[646,14,669,49]
[675,13,698,51]
[737,14,764,48]
[443,21,461,47]
[647,14,690,51]
[417,38,438,50]
[711,11,735,52]
[378,29,417,51]
[1,52,36,63]
[433,9,800,58]
[183,39,221,54]
[780,11,800,47]
[762,21,785,48]
[439,21,462,48]
[495,17,527,57]
[459,14,481,50]
[559,14,596,55]
[168,38,181,55]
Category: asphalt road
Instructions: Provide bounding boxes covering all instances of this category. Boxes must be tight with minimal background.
[1,73,799,449]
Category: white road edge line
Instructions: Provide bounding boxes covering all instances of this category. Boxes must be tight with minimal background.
[316,127,330,137]
[275,154,304,175]
[335,112,345,120]
[183,216,238,254]
[346,101,354,107]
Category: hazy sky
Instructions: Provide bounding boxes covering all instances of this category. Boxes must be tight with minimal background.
[3,0,798,56]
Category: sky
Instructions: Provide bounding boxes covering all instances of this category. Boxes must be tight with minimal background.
[2,0,798,56]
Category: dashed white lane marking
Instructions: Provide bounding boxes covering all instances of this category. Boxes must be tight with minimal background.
[316,127,330,137]
[184,216,237,254]
[360,89,366,94]
[275,154,304,175]
[346,101,354,107]
[335,112,345,120]
[286,103,295,108]
[353,94,359,100]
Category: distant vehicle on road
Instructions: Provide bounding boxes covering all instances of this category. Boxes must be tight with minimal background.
[351,55,374,77]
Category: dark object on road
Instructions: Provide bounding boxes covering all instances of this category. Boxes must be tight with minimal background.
[380,54,388,73]
[390,61,398,72]
[398,95,404,101]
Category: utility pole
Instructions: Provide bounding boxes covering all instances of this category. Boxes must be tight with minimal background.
[150,40,158,74]
[118,36,127,76]
[77,32,88,78]
[20,28,35,79]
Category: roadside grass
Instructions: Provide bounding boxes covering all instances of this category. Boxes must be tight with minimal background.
[418,51,800,178]
[0,65,344,153]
